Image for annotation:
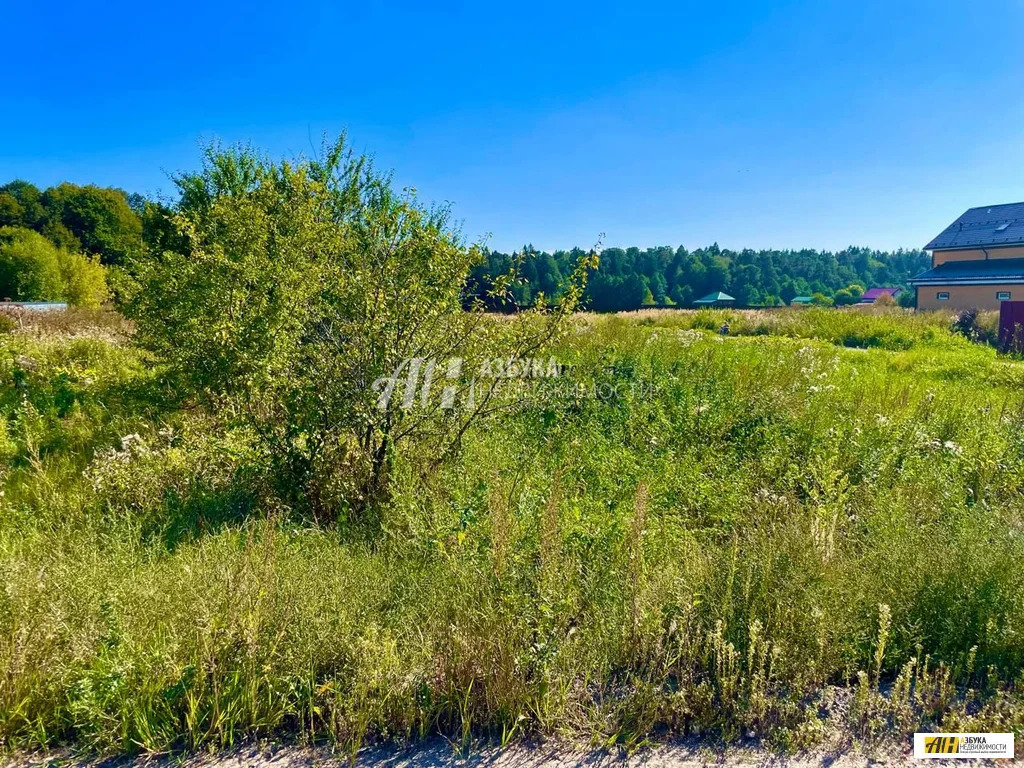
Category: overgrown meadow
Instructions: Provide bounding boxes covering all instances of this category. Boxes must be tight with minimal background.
[3,306,1024,756]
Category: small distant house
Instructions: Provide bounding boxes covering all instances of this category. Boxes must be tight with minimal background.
[790,296,814,306]
[693,291,735,308]
[910,202,1024,311]
[858,287,902,304]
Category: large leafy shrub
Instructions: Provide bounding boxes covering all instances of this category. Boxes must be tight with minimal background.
[56,247,108,307]
[126,137,593,519]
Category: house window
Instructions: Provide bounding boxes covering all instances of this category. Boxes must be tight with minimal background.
[997,291,1012,301]
[937,292,950,300]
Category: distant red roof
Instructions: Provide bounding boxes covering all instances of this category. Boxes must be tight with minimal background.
[859,287,902,302]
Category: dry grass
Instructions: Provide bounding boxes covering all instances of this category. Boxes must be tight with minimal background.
[4,307,133,344]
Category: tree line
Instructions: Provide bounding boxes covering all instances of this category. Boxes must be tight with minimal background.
[0,180,137,305]
[0,177,928,311]
[0,180,151,265]
[469,243,928,311]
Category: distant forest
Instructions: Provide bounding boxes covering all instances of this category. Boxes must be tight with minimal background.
[0,178,928,311]
[470,244,929,311]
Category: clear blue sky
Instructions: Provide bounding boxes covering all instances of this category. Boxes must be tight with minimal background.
[3,0,1023,254]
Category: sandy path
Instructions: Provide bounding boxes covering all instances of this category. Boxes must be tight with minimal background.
[4,738,1004,768]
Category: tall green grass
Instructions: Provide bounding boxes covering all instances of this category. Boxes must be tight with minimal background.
[611,306,1000,351]
[2,309,1024,755]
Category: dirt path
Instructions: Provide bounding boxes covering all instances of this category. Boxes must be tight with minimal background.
[3,739,1002,768]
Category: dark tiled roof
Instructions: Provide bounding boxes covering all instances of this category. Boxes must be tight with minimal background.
[926,202,1024,250]
[909,257,1024,284]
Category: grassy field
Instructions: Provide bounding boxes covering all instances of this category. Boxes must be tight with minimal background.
[2,307,1024,756]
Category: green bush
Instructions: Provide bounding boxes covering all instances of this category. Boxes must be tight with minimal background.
[0,226,63,301]
[0,226,108,306]
[57,248,108,307]
[833,288,855,305]
[125,137,592,519]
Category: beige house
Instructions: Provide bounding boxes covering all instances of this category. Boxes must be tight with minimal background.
[911,202,1024,311]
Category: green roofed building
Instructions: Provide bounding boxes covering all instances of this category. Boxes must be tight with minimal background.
[790,296,814,305]
[693,291,735,307]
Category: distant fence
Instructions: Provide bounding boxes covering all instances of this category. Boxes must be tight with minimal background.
[0,301,68,313]
[999,301,1024,353]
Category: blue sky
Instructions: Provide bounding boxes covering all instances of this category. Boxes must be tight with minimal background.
[3,0,1023,253]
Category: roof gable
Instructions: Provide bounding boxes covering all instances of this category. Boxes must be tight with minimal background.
[694,291,734,303]
[861,287,902,300]
[926,202,1024,250]
[909,257,1024,284]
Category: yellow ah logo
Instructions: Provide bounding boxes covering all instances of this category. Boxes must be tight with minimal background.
[924,736,960,754]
